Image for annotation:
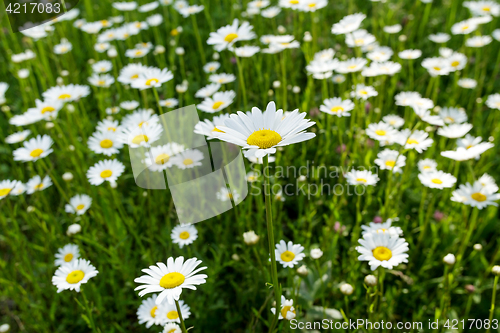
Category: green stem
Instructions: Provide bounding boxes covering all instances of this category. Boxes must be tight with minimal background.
[175,300,188,333]
[487,276,499,333]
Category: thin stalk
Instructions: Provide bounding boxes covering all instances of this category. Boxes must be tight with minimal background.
[175,299,188,333]
[487,276,499,333]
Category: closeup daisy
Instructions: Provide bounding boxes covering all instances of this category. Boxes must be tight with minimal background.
[144,143,185,171]
[319,97,354,117]
[418,170,457,189]
[170,149,204,169]
[345,169,379,186]
[88,130,124,156]
[13,135,54,162]
[275,240,305,268]
[65,194,93,215]
[137,295,163,328]
[361,219,403,237]
[356,232,409,270]
[26,175,52,194]
[52,259,99,292]
[374,149,406,173]
[86,159,126,186]
[207,19,256,51]
[54,244,80,266]
[131,67,174,90]
[452,181,500,209]
[194,114,230,139]
[0,180,19,199]
[171,224,198,248]
[270,295,296,320]
[156,299,191,324]
[5,130,31,144]
[197,91,236,113]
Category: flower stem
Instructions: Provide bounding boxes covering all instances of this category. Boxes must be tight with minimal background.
[175,299,188,333]
[263,154,281,333]
[487,276,499,333]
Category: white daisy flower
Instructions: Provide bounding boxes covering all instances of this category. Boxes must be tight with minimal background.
[118,63,147,85]
[319,97,354,117]
[398,49,422,60]
[144,143,185,171]
[134,257,208,305]
[194,114,230,139]
[122,109,159,128]
[86,159,125,186]
[361,218,402,237]
[441,143,494,161]
[65,194,93,215]
[209,73,236,84]
[458,78,477,89]
[171,149,204,169]
[13,135,53,162]
[331,13,366,35]
[157,299,191,324]
[195,83,221,98]
[96,119,121,133]
[466,35,492,47]
[54,40,73,54]
[26,175,52,194]
[396,129,434,153]
[11,182,26,196]
[203,61,221,73]
[437,123,473,138]
[366,122,398,143]
[197,91,236,113]
[215,101,316,158]
[137,294,163,328]
[374,149,406,173]
[246,171,260,182]
[447,53,468,71]
[119,100,139,111]
[451,20,477,35]
[42,84,90,102]
[234,45,260,57]
[356,232,409,270]
[336,57,367,73]
[131,67,174,90]
[382,115,404,129]
[452,181,500,209]
[345,169,379,186]
[112,1,138,10]
[275,240,305,268]
[118,123,163,148]
[54,244,80,266]
[171,224,198,248]
[216,186,240,202]
[88,130,123,156]
[0,180,19,199]
[418,170,457,189]
[207,19,256,51]
[52,259,99,292]
[383,24,402,33]
[421,57,452,76]
[463,0,500,16]
[486,94,500,110]
[439,107,468,124]
[25,99,64,121]
[162,323,182,333]
[345,29,376,47]
[478,173,499,193]
[351,84,378,100]
[270,295,296,320]
[418,158,437,173]
[160,98,179,108]
[92,60,113,73]
[5,130,31,144]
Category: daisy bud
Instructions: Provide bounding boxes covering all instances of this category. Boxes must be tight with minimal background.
[303,32,312,42]
[88,59,95,64]
[297,265,308,276]
[364,275,377,287]
[170,39,176,46]
[473,244,483,251]
[110,181,118,189]
[154,45,165,54]
[143,191,148,197]
[232,253,240,261]
[57,77,64,85]
[67,223,82,236]
[310,248,323,259]
[66,104,75,112]
[61,70,69,76]
[273,80,281,88]
[489,136,495,142]
[292,86,300,94]
[1,106,10,112]
[107,48,118,58]
[443,253,456,265]
[243,230,259,245]
[492,265,500,276]
[476,98,482,103]
[213,52,220,60]
[398,35,407,42]
[339,283,354,295]
[175,47,185,55]
[18,69,30,79]
[0,324,10,332]
[62,172,74,181]
[298,175,306,182]
[68,145,75,151]
[268,89,274,96]
[45,122,55,129]
[27,206,35,213]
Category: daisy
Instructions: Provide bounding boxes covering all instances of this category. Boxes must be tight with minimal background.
[216,186,241,202]
[139,1,159,12]
[398,49,422,60]
[86,159,125,186]
[246,171,259,182]
[131,67,174,90]
[112,1,138,10]
[314,48,335,61]
[362,218,403,237]
[134,257,208,305]
[275,240,305,268]
[452,181,500,209]
[458,78,477,89]
[54,244,80,266]
[144,143,185,171]
[262,6,281,17]
[65,194,93,215]
[374,149,406,173]
[163,323,182,333]
[396,129,434,153]
[26,99,64,121]
[366,122,398,143]
[234,45,260,57]
[178,4,204,17]
[486,94,500,110]
[137,295,163,328]
[331,13,366,34]
[345,29,376,47]
[299,0,327,12]
[92,60,113,73]
[418,158,437,173]
[209,73,236,84]
[194,114,230,139]
[345,169,379,186]
[11,182,25,195]
[478,173,499,193]
[207,19,256,51]
[332,74,346,83]
[203,61,221,73]
[447,53,468,71]
[356,232,409,270]
[52,259,99,293]
[421,57,452,76]
[418,170,457,189]
[118,123,163,148]
[270,295,296,320]
[88,130,123,156]
[275,189,285,202]
[350,84,378,100]
[440,145,493,161]
[195,83,221,98]
[53,40,73,54]
[171,149,204,169]
[118,63,146,85]
[171,224,198,248]
[382,115,404,129]
[0,180,18,199]
[463,0,500,16]
[439,107,467,124]
[336,57,367,73]
[97,119,121,133]
[383,24,402,34]
[157,299,191,324]
[197,91,236,113]
[215,101,316,158]
[437,123,473,138]
[319,97,354,117]
[121,108,159,128]
[42,84,90,102]
[120,100,139,110]
[13,135,53,162]
[248,0,270,9]
[88,74,115,88]
[367,47,394,62]
[451,20,477,35]
[26,175,52,194]
[5,130,31,144]
[466,35,492,47]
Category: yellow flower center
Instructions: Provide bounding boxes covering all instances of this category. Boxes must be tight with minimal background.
[289,0,299,3]
[30,148,44,158]
[462,25,469,30]
[132,134,149,145]
[471,192,487,202]
[359,90,368,95]
[41,106,55,114]
[34,183,44,190]
[145,78,159,86]
[483,6,490,11]
[354,38,364,45]
[159,272,185,289]
[407,138,419,144]
[281,305,296,320]
[433,66,441,71]
[76,204,85,210]
[150,306,158,318]
[356,178,367,183]
[423,166,431,170]
[64,253,74,262]
[372,246,392,261]
[166,330,176,333]
[135,50,144,56]
[331,106,344,113]
[375,130,386,136]
[183,158,194,166]
[179,231,190,239]
[131,74,139,79]
[212,101,224,109]
[431,178,443,184]
[171,28,179,36]
[0,188,11,196]
[224,33,238,43]
[247,129,282,149]
[385,160,395,167]
[100,170,113,178]
[66,270,85,284]
[376,228,388,233]
[167,310,179,320]
[308,2,316,7]
[155,153,170,165]
[451,61,459,67]
[100,139,113,148]
[213,127,224,133]
[281,250,295,262]
[58,93,71,99]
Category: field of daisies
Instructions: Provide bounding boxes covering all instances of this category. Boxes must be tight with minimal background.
[1,0,500,331]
